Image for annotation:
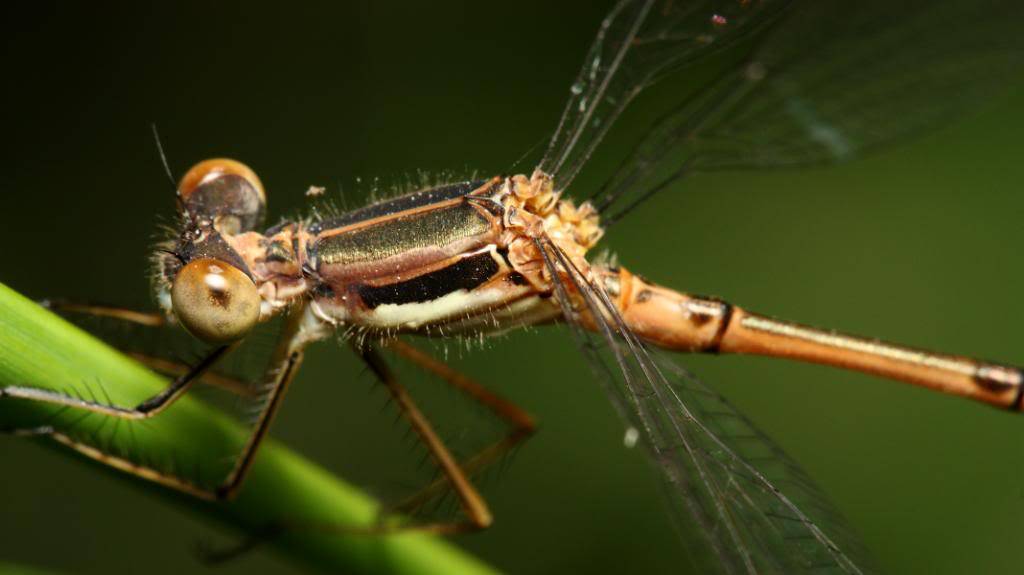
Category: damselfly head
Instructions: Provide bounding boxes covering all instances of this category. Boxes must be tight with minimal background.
[178,158,266,235]
[156,209,263,343]
[170,257,260,344]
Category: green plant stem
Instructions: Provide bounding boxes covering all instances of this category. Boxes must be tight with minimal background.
[0,282,497,575]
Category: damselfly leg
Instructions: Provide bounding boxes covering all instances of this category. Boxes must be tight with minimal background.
[1,342,232,500]
[2,303,310,501]
[356,343,494,534]
[382,339,536,517]
[201,338,537,561]
[41,300,258,397]
[0,345,231,422]
[39,299,168,328]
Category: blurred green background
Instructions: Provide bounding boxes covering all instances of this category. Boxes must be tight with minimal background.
[2,2,1022,574]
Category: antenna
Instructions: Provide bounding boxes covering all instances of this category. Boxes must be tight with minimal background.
[150,123,180,201]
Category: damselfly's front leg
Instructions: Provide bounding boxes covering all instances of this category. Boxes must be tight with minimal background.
[1,342,232,499]
[0,344,232,420]
[42,299,256,397]
[40,298,167,327]
[125,352,257,398]
[3,303,311,501]
[4,297,246,418]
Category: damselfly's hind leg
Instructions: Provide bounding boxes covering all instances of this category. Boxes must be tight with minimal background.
[382,339,536,517]
[357,342,496,534]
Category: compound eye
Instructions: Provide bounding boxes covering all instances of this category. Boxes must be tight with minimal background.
[171,258,260,343]
[178,159,266,234]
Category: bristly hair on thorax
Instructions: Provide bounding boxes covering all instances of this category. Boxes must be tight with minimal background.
[302,169,482,225]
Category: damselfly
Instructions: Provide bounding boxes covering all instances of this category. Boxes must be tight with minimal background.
[3,1,1022,573]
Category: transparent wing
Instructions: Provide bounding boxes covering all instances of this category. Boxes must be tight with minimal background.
[538,0,796,191]
[588,0,1024,222]
[535,238,872,574]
